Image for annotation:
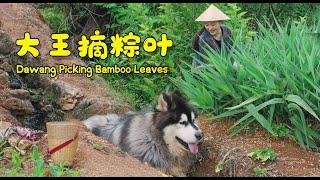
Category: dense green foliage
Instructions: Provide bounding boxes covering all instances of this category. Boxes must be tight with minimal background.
[36,3,255,108]
[239,3,320,29]
[92,3,256,108]
[175,20,320,151]
[248,148,277,163]
[36,3,319,109]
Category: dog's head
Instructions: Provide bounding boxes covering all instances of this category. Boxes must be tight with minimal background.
[155,90,202,156]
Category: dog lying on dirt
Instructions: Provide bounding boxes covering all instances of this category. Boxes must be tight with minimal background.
[83,91,202,176]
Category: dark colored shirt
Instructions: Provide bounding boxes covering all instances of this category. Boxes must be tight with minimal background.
[192,25,232,67]
[216,39,222,49]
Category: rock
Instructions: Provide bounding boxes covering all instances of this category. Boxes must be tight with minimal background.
[53,80,84,111]
[0,31,14,55]
[0,89,10,105]
[9,89,30,99]
[3,98,34,115]
[0,70,9,89]
[23,105,64,131]
[0,61,12,72]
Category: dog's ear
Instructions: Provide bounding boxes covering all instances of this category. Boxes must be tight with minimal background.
[156,91,188,112]
[156,93,171,112]
[171,90,190,109]
[172,90,182,97]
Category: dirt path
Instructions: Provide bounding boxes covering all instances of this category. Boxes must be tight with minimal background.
[0,3,320,177]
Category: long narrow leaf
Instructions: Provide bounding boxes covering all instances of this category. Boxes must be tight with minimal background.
[226,95,263,110]
[286,94,320,122]
[246,104,276,136]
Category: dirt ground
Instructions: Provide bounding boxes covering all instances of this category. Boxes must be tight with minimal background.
[67,120,167,177]
[193,117,320,176]
[0,3,320,177]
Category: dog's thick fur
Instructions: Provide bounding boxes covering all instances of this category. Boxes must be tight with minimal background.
[83,91,202,176]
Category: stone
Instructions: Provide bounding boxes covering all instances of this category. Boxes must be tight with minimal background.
[53,80,84,111]
[0,70,9,89]
[3,98,34,115]
[9,89,31,100]
[0,70,9,81]
[0,61,12,72]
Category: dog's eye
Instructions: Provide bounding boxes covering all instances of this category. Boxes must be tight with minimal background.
[179,121,188,126]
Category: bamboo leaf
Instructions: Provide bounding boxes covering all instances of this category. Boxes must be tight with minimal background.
[246,104,276,136]
[226,95,263,110]
[286,94,320,122]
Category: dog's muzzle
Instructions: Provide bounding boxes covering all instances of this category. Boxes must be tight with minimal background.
[175,136,199,155]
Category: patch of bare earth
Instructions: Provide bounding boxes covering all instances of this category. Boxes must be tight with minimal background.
[194,116,320,177]
[69,120,167,177]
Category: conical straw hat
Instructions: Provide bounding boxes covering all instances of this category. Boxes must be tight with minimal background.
[195,4,230,22]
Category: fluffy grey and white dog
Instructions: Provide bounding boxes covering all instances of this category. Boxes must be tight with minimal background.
[83,91,202,176]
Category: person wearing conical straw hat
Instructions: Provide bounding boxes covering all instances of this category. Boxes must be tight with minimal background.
[192,4,233,68]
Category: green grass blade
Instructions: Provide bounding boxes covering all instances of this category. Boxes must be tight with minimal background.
[286,94,320,122]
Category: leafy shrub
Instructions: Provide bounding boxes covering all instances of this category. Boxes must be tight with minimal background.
[93,3,255,109]
[248,148,277,163]
[274,123,290,138]
[49,162,81,177]
[174,19,320,151]
[0,145,80,177]
[239,3,320,28]
[253,167,267,177]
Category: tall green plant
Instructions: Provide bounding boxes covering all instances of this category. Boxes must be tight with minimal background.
[174,19,320,151]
